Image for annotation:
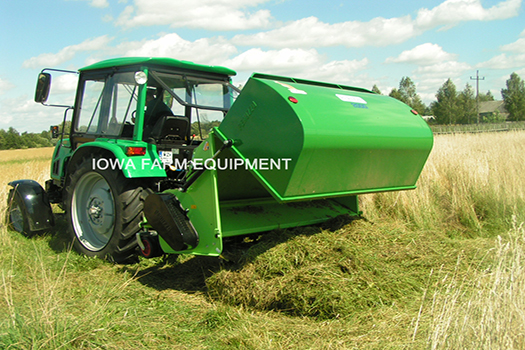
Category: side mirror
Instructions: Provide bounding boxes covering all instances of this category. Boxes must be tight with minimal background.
[50,125,59,139]
[35,73,51,103]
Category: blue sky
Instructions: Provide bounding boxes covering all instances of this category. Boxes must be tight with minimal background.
[1,0,524,132]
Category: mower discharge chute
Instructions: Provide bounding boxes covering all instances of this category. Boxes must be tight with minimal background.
[143,73,434,257]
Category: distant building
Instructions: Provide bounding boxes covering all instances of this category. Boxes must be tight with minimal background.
[421,115,435,122]
[479,101,509,120]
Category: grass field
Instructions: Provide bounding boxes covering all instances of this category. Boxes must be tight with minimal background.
[1,132,524,349]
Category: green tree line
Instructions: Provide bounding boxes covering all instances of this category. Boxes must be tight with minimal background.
[373,72,525,124]
[0,127,54,150]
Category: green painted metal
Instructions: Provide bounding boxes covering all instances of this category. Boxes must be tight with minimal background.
[219,197,357,237]
[50,138,72,180]
[156,131,361,257]
[50,138,166,181]
[218,73,434,202]
[75,139,166,178]
[79,57,237,77]
[158,135,223,256]
[155,72,433,257]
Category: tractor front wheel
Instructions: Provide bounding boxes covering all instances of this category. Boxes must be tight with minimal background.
[65,155,150,263]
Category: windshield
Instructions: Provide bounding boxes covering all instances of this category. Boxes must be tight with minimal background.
[149,71,239,122]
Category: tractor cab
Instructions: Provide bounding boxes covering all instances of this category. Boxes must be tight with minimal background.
[36,57,239,191]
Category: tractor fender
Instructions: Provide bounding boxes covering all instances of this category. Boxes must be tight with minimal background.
[7,180,54,231]
[66,142,166,179]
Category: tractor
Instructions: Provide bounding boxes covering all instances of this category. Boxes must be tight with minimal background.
[6,57,433,263]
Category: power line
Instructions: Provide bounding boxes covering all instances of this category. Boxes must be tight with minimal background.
[470,70,485,124]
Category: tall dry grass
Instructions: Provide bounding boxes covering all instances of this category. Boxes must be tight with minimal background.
[0,147,53,214]
[419,217,525,349]
[362,131,525,235]
[0,147,54,163]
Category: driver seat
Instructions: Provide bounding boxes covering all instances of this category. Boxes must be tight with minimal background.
[149,115,189,142]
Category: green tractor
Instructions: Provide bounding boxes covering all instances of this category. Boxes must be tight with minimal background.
[7,57,433,263]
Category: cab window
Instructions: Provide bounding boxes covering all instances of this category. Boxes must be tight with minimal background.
[76,72,138,137]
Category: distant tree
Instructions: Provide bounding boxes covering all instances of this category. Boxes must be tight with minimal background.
[371,84,382,94]
[458,83,477,124]
[2,127,24,149]
[431,79,458,125]
[389,77,426,115]
[0,127,53,150]
[0,130,5,150]
[191,120,220,139]
[502,72,525,121]
[389,86,401,99]
[479,90,495,102]
[389,88,402,100]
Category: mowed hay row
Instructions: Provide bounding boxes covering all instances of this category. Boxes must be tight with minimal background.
[206,131,525,319]
[206,220,453,320]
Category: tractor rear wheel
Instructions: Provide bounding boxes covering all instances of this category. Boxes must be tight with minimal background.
[65,155,151,263]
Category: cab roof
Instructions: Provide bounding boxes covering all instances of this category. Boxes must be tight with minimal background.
[79,57,236,76]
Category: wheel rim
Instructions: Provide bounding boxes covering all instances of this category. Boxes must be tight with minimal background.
[141,238,152,257]
[9,203,24,233]
[71,172,115,251]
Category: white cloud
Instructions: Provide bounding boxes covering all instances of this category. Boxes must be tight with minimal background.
[224,48,368,83]
[89,0,109,8]
[383,41,476,101]
[102,14,114,22]
[0,78,15,95]
[23,36,113,69]
[310,59,369,83]
[514,67,525,76]
[50,74,80,95]
[501,38,525,53]
[232,16,416,48]
[231,0,520,48]
[385,43,457,65]
[82,35,368,84]
[410,61,472,101]
[224,48,320,74]
[415,61,472,79]
[0,95,58,132]
[415,0,521,31]
[477,53,525,69]
[73,0,109,8]
[122,33,238,66]
[475,28,525,72]
[116,0,272,30]
[419,92,437,103]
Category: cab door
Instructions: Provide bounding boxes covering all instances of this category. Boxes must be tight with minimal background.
[71,71,140,149]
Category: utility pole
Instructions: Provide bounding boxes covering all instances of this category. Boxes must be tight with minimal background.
[470,70,485,124]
